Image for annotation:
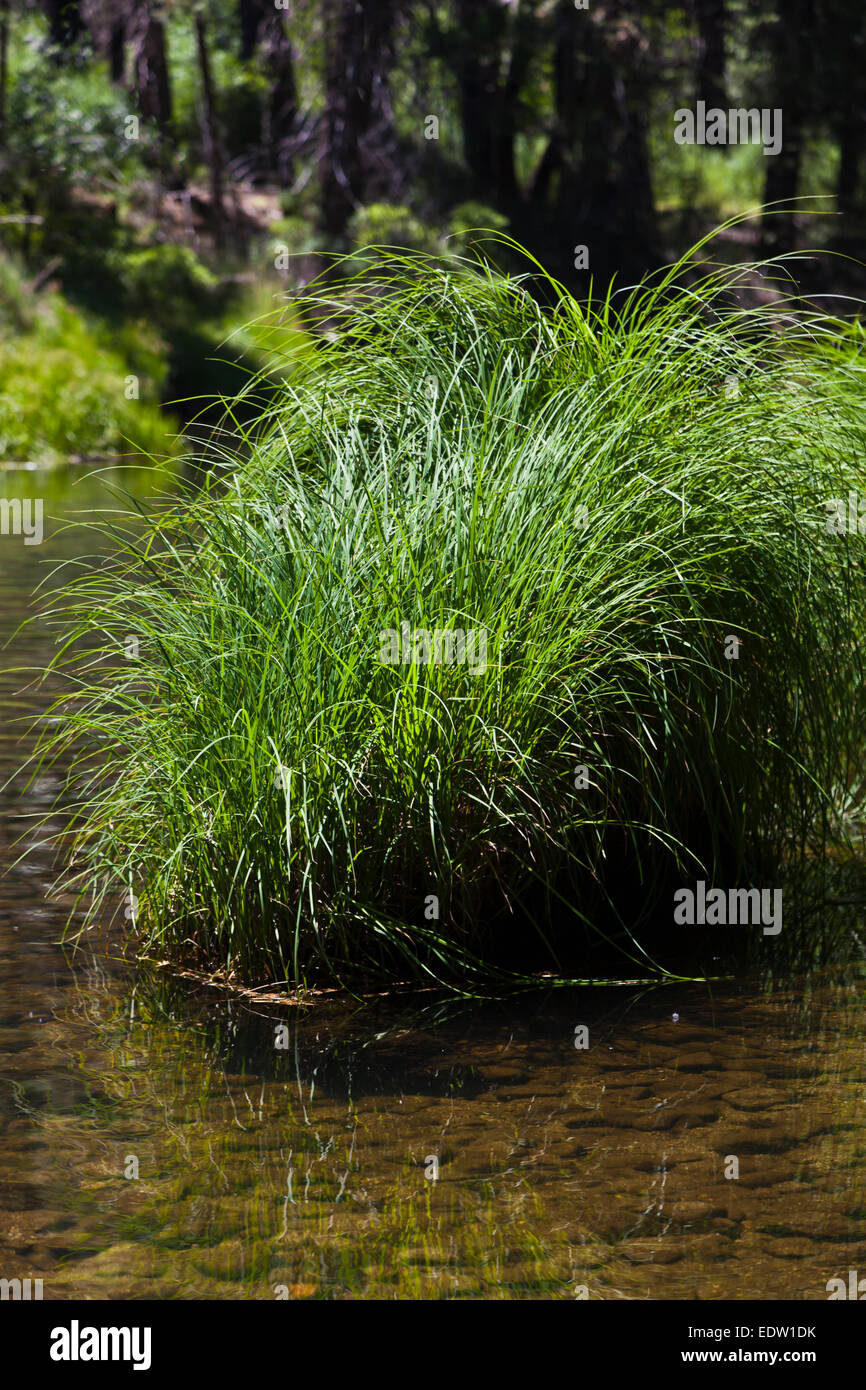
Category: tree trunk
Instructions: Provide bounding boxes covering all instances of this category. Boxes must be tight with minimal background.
[831,2,866,226]
[129,0,173,133]
[553,0,658,285]
[454,0,506,199]
[694,0,727,110]
[261,8,296,185]
[43,0,85,54]
[529,131,563,207]
[837,103,866,221]
[761,0,814,258]
[108,18,126,84]
[495,0,537,206]
[320,0,396,237]
[238,0,261,62]
[0,0,8,152]
[618,12,658,269]
[194,11,225,251]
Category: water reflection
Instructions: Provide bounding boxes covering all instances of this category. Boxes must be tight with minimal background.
[5,948,866,1300]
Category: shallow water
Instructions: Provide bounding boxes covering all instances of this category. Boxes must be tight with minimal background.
[1,468,865,1301]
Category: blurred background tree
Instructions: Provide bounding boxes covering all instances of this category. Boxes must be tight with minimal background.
[0,0,862,457]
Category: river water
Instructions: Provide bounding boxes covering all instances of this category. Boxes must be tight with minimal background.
[1,467,865,1300]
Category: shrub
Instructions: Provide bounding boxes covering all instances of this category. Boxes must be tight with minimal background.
[109,245,221,331]
[349,203,442,255]
[0,254,176,463]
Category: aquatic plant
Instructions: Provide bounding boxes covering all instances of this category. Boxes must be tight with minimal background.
[29,230,866,989]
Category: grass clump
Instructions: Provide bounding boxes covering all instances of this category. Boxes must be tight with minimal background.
[31,233,866,991]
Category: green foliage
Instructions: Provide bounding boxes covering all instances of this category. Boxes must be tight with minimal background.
[448,202,510,236]
[220,281,314,376]
[349,203,443,255]
[161,8,276,171]
[0,255,176,463]
[346,202,512,268]
[651,137,764,219]
[446,202,512,260]
[109,244,221,329]
[31,233,866,987]
[2,40,141,204]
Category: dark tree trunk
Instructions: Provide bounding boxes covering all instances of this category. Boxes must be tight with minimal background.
[547,0,598,259]
[238,0,261,62]
[552,0,658,285]
[43,0,85,53]
[831,2,866,226]
[454,0,506,199]
[495,0,537,206]
[261,8,297,185]
[694,0,727,110]
[129,0,172,132]
[194,11,225,251]
[525,0,572,204]
[619,0,659,265]
[234,0,296,183]
[0,0,8,151]
[761,0,814,258]
[320,0,396,237]
[108,18,126,84]
[85,3,127,86]
[529,131,563,207]
[837,103,866,220]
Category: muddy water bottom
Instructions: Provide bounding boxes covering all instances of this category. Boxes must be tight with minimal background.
[2,950,866,1300]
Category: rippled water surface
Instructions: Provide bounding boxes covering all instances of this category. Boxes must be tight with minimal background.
[2,469,865,1300]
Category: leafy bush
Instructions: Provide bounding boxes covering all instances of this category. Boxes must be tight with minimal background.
[0,255,176,463]
[447,201,510,247]
[109,245,221,330]
[349,203,443,255]
[2,46,142,207]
